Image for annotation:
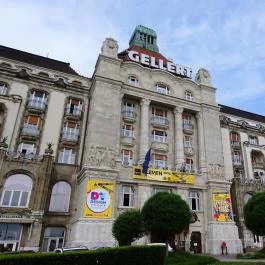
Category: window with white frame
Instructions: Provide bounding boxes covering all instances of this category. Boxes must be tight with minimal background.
[184,135,192,147]
[58,148,76,164]
[155,84,169,95]
[123,101,135,112]
[185,90,193,101]
[185,158,193,172]
[49,181,71,212]
[183,114,192,125]
[17,142,36,155]
[232,151,241,164]
[152,130,167,143]
[0,174,32,208]
[120,185,135,207]
[0,82,8,96]
[63,121,79,141]
[28,90,47,110]
[128,75,139,87]
[151,108,168,125]
[249,135,258,145]
[121,124,134,138]
[121,149,133,166]
[189,191,200,211]
[66,98,82,116]
[153,154,167,169]
[42,227,65,252]
[23,115,41,136]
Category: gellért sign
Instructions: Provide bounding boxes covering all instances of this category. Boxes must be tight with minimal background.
[128,50,192,78]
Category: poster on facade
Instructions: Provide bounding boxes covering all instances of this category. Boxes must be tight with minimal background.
[212,192,233,222]
[83,179,113,219]
[133,166,194,184]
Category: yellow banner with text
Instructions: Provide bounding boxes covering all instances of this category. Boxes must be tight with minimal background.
[133,166,195,184]
[83,179,113,219]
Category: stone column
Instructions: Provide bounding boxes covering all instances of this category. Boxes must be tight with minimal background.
[139,98,151,161]
[196,112,206,172]
[174,107,184,168]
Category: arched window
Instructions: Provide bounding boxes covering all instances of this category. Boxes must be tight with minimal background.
[244,192,252,205]
[185,90,193,101]
[128,75,139,87]
[249,135,258,145]
[0,82,8,96]
[0,174,32,207]
[49,181,71,212]
[155,83,169,95]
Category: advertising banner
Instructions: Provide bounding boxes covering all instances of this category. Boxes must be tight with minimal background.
[133,166,194,184]
[212,192,233,222]
[83,179,113,219]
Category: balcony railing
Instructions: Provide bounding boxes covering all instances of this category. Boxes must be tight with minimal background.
[22,124,40,136]
[121,129,134,138]
[62,128,79,141]
[151,116,169,126]
[65,105,82,118]
[152,135,167,143]
[183,123,193,132]
[232,158,242,166]
[122,110,136,121]
[28,97,46,111]
[230,140,241,148]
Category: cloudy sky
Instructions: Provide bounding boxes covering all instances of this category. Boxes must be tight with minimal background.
[1,0,265,114]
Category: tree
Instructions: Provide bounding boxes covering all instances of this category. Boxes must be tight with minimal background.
[244,191,265,236]
[142,192,191,250]
[112,209,144,246]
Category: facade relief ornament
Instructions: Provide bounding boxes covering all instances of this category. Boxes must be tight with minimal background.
[207,163,225,179]
[195,68,212,86]
[219,115,231,125]
[256,124,265,133]
[101,38,119,58]
[87,145,116,168]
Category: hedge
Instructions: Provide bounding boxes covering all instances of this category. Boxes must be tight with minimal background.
[0,245,166,265]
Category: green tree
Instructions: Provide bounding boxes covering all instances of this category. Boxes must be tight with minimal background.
[244,191,265,236]
[142,192,191,251]
[112,209,144,246]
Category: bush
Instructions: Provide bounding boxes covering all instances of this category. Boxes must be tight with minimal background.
[165,251,218,265]
[0,245,165,265]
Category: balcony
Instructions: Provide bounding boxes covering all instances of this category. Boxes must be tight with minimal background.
[122,110,136,123]
[230,140,241,149]
[184,147,194,156]
[62,128,79,142]
[21,124,40,138]
[152,160,168,169]
[151,116,169,129]
[232,159,243,167]
[121,129,135,146]
[151,141,168,152]
[252,162,265,170]
[65,105,82,119]
[183,123,193,134]
[28,97,46,112]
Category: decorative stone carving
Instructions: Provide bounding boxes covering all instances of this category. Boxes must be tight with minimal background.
[87,145,116,168]
[219,115,231,125]
[256,124,265,133]
[54,78,67,88]
[101,38,118,58]
[0,136,8,149]
[45,142,54,155]
[207,163,225,179]
[195,68,212,86]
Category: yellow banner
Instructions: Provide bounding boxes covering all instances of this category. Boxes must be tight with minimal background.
[212,193,233,222]
[83,179,113,219]
[133,166,194,184]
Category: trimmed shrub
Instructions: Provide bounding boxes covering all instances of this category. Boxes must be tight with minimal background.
[0,245,165,265]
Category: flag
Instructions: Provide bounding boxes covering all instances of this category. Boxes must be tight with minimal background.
[142,148,151,175]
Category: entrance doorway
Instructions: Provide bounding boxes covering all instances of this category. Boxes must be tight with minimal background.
[190,231,202,253]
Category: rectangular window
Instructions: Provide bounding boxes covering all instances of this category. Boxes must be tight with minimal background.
[18,143,36,155]
[58,148,76,164]
[153,154,167,169]
[185,158,193,172]
[121,186,134,207]
[183,114,192,124]
[154,187,171,194]
[121,124,134,138]
[66,98,82,116]
[152,130,167,143]
[189,191,200,211]
[184,135,192,147]
[121,149,133,166]
[230,132,239,141]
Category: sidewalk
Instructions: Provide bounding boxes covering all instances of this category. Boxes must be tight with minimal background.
[212,254,265,263]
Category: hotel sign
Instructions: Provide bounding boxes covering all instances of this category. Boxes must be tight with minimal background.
[133,166,194,184]
[128,50,192,78]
